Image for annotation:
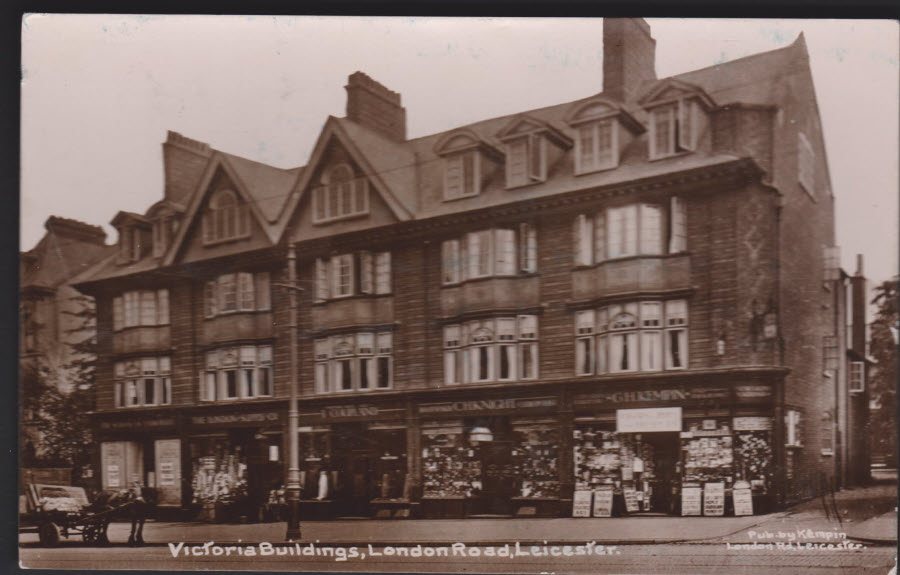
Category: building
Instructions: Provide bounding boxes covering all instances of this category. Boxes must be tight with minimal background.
[20,216,113,466]
[822,251,872,488]
[75,18,851,519]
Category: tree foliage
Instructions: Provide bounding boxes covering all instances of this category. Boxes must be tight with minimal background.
[869,278,898,465]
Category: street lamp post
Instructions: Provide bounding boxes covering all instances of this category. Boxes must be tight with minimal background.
[285,244,301,540]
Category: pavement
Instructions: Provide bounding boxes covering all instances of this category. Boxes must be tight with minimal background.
[20,480,896,548]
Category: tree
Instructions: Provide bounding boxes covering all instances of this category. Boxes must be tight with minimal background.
[868,278,898,466]
[33,294,97,476]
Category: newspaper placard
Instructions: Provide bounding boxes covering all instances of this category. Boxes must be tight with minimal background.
[733,488,754,516]
[704,482,725,516]
[623,489,640,513]
[572,490,592,517]
[682,486,702,516]
[593,488,614,517]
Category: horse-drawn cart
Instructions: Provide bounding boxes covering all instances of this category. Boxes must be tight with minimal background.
[20,483,139,547]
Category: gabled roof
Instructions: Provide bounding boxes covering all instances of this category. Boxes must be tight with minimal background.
[110,211,150,227]
[272,116,416,240]
[433,128,503,158]
[565,97,645,134]
[162,151,293,266]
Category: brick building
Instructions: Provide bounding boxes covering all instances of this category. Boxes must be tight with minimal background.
[21,216,113,465]
[75,19,853,519]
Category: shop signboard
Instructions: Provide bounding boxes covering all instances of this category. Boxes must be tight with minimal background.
[99,417,176,431]
[733,417,772,431]
[191,411,281,427]
[617,407,682,433]
[703,482,725,516]
[107,465,120,488]
[593,488,614,517]
[733,488,754,516]
[735,385,773,401]
[572,490,592,517]
[419,397,557,416]
[623,489,640,513]
[155,439,181,506]
[681,486,702,516]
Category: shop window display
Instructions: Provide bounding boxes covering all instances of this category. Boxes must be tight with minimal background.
[573,427,659,513]
[512,425,560,498]
[681,419,734,484]
[421,427,482,497]
[190,438,249,521]
[733,430,773,494]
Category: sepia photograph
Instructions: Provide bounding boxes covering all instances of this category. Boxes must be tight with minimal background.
[18,15,899,573]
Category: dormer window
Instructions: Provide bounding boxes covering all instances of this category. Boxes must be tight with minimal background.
[506,134,545,188]
[444,150,480,200]
[649,100,697,159]
[313,164,369,223]
[152,216,179,258]
[203,189,250,244]
[575,119,618,174]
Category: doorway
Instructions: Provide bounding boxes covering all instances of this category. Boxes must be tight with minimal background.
[641,432,680,514]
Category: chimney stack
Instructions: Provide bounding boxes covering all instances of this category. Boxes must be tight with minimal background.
[851,254,867,355]
[163,131,212,206]
[345,72,407,142]
[602,18,657,102]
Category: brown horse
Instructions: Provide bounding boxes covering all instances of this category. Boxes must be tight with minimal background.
[87,486,158,546]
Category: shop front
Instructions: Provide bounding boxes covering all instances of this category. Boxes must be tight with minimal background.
[186,404,285,523]
[417,395,562,518]
[95,411,183,509]
[572,382,775,518]
[296,400,409,519]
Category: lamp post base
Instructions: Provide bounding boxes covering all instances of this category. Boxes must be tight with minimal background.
[285,498,301,541]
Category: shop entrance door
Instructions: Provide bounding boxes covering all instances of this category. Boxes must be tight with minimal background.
[480,441,516,515]
[642,433,680,514]
[332,424,376,517]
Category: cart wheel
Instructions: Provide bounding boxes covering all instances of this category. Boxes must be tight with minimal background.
[39,522,60,548]
[83,522,102,546]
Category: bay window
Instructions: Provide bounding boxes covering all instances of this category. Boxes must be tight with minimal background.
[314,251,392,302]
[314,331,393,393]
[573,198,687,265]
[444,316,538,384]
[202,189,250,244]
[114,356,171,408]
[204,272,270,318]
[575,299,688,376]
[313,164,369,223]
[201,345,272,402]
[113,289,170,331]
[442,224,537,284]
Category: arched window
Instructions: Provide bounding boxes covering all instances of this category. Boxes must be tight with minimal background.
[313,164,368,223]
[203,189,249,243]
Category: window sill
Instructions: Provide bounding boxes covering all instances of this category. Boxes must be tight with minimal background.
[202,233,252,247]
[442,191,480,203]
[573,252,690,271]
[504,178,546,190]
[114,323,172,333]
[441,273,539,288]
[204,309,272,320]
[312,212,369,226]
[648,150,694,162]
[312,293,393,306]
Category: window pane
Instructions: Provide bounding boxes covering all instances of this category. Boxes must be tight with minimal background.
[255,272,271,311]
[507,138,528,186]
[444,351,458,384]
[377,332,392,354]
[144,378,156,405]
[115,382,123,407]
[442,240,460,283]
[340,360,353,390]
[574,214,593,266]
[113,297,124,331]
[140,291,157,326]
[315,259,329,301]
[359,358,371,389]
[499,344,515,380]
[225,370,238,398]
[596,335,607,374]
[219,274,237,312]
[577,337,593,375]
[359,251,374,294]
[477,347,490,381]
[205,281,217,317]
[463,152,476,195]
[669,196,687,253]
[444,325,461,348]
[578,125,594,172]
[640,204,663,255]
[239,273,255,311]
[576,310,595,335]
[597,120,614,166]
[162,378,171,404]
[243,368,255,397]
[654,107,672,156]
[377,357,391,388]
[520,342,537,379]
[315,363,328,393]
[641,302,662,327]
[205,372,217,401]
[641,331,662,371]
[667,329,687,369]
[259,367,271,396]
[594,212,606,263]
[375,252,391,293]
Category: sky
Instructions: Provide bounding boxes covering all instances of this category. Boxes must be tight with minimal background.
[20,16,899,292]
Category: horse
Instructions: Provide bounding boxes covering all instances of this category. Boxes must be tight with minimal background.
[87,486,158,546]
